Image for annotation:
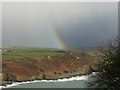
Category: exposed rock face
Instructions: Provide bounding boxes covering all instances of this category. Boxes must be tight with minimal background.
[2,51,97,85]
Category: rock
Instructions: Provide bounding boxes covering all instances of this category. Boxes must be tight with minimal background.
[48,56,51,60]
[76,57,80,60]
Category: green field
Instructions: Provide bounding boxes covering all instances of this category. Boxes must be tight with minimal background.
[2,47,64,60]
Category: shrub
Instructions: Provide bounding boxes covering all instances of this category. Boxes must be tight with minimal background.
[89,36,120,90]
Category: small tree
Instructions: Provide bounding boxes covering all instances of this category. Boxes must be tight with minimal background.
[89,36,120,90]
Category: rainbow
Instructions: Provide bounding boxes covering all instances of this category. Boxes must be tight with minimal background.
[53,29,66,49]
[49,20,67,49]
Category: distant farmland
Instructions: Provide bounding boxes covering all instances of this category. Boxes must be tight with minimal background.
[2,47,65,60]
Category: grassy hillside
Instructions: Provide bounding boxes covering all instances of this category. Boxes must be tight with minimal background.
[1,47,98,85]
[2,47,64,60]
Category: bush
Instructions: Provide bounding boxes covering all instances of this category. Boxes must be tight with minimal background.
[89,36,120,90]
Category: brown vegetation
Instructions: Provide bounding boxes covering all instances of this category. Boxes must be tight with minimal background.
[2,51,97,85]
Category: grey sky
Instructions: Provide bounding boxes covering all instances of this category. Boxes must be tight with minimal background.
[2,2,118,48]
[0,2,2,47]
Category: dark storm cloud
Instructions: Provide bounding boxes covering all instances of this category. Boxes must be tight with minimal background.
[58,14,118,47]
[2,2,118,48]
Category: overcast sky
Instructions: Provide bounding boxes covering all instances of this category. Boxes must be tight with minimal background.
[2,2,118,48]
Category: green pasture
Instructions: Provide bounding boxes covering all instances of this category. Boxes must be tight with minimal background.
[2,48,63,60]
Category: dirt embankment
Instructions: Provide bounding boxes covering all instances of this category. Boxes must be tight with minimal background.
[2,51,97,85]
